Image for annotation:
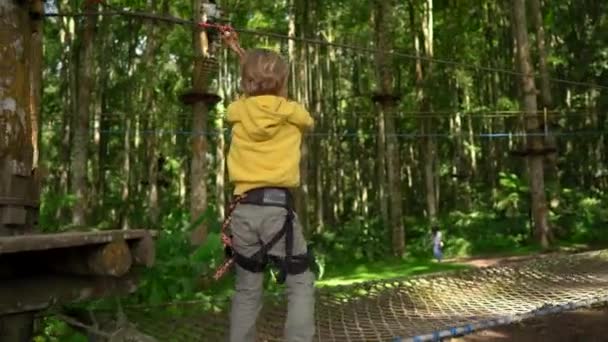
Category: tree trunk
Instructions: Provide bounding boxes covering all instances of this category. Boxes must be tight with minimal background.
[70,1,98,227]
[215,47,229,224]
[29,0,43,172]
[56,9,75,222]
[420,0,438,222]
[530,0,559,196]
[0,0,42,237]
[290,0,311,233]
[0,1,43,339]
[189,0,213,241]
[375,0,405,256]
[121,116,131,230]
[140,1,165,227]
[529,0,553,109]
[511,0,551,249]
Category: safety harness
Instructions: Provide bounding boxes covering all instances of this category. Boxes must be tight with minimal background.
[213,187,314,284]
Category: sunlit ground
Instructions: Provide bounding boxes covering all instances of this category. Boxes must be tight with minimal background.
[317,259,471,287]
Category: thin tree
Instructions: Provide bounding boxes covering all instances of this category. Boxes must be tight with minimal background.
[70,0,98,226]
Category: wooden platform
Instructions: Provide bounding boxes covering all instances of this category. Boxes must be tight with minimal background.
[0,229,156,276]
[0,274,139,315]
[0,229,155,255]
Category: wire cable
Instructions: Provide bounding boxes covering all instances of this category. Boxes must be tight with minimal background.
[39,126,605,139]
[44,9,608,91]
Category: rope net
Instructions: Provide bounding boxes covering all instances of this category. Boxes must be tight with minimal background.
[113,250,608,341]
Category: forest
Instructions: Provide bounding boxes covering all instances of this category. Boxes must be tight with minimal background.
[9,0,608,340]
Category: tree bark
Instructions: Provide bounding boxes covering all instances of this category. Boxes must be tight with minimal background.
[215,48,228,224]
[140,1,166,227]
[0,3,42,339]
[189,0,214,241]
[29,0,43,171]
[511,0,551,249]
[529,0,553,109]
[0,0,41,236]
[420,0,439,222]
[56,8,75,222]
[529,0,559,194]
[70,1,98,227]
[374,0,405,256]
[121,116,132,230]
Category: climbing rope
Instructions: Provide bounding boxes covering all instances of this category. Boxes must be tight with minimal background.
[213,193,246,280]
[68,249,608,341]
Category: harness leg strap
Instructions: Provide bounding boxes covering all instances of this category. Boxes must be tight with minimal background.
[229,187,316,284]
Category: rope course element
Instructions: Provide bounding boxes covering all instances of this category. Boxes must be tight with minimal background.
[76,249,608,342]
[43,9,608,91]
[77,110,608,119]
[38,126,607,139]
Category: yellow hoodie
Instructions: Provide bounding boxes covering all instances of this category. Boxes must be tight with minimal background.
[227,95,314,195]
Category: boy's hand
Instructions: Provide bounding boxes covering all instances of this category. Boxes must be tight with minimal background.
[221,29,246,61]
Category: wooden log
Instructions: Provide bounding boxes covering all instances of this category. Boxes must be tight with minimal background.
[0,274,138,315]
[0,229,155,255]
[130,233,155,267]
[0,231,157,277]
[49,239,133,277]
[0,312,34,342]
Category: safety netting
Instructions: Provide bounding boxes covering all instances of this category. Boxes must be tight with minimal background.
[107,250,608,341]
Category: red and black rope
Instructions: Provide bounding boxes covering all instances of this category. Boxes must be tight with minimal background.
[213,194,246,280]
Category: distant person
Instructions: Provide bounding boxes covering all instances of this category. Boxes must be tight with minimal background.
[431,225,443,262]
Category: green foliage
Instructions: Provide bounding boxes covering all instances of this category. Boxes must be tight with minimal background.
[311,216,390,268]
[552,190,608,244]
[33,317,87,342]
[494,172,529,218]
[131,205,232,305]
[39,191,77,232]
[35,1,608,338]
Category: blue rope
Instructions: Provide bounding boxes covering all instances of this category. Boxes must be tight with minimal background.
[401,295,608,342]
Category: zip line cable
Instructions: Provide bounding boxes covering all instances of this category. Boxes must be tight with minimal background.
[39,125,605,139]
[44,9,608,91]
[87,110,606,120]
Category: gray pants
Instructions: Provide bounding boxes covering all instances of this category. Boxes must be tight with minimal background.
[229,204,315,342]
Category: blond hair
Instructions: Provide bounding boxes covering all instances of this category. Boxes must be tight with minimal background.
[241,49,289,97]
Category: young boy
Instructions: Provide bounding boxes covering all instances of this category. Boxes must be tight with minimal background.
[431,225,443,262]
[221,31,316,342]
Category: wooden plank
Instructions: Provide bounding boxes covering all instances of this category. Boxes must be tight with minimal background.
[0,229,156,255]
[0,196,39,208]
[0,206,27,225]
[0,274,139,315]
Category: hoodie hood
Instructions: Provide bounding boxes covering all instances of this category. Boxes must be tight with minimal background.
[227,95,299,141]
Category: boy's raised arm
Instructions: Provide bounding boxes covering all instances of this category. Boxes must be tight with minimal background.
[221,30,246,63]
[288,103,314,129]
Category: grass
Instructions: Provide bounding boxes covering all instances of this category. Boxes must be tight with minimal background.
[317,258,471,287]
[315,240,605,288]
